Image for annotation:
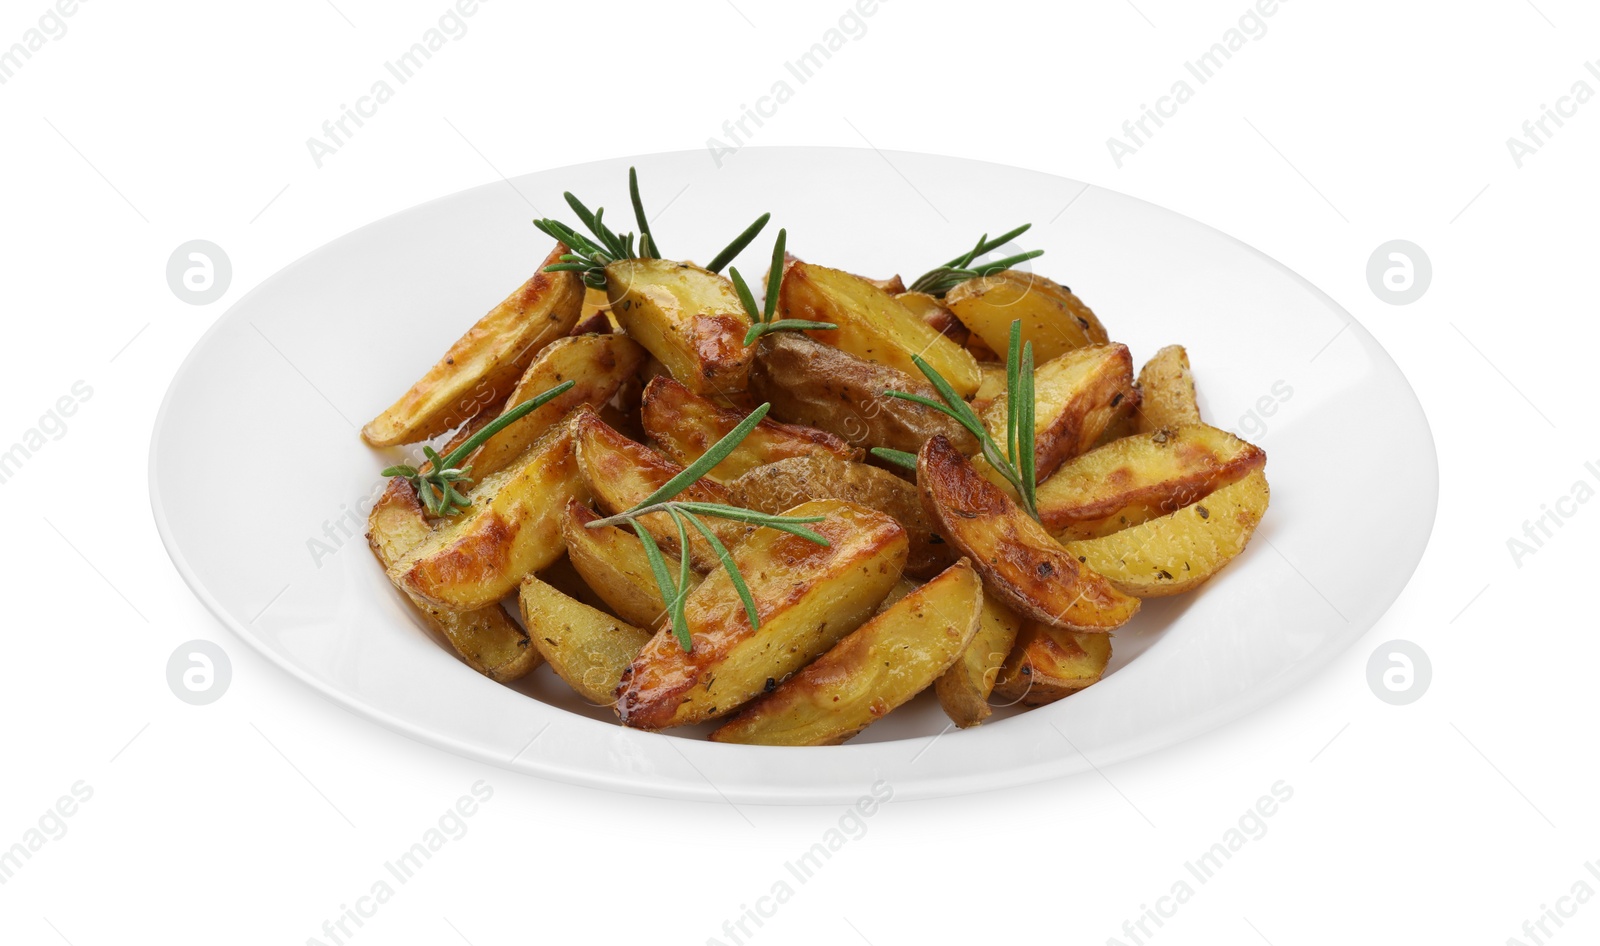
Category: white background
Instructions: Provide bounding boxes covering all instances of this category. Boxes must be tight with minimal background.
[1,1,1595,944]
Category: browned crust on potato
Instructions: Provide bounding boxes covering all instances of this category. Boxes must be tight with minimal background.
[571,408,748,570]
[727,454,956,579]
[991,622,1112,706]
[641,375,860,480]
[368,477,541,680]
[615,500,908,730]
[918,435,1140,632]
[560,499,701,628]
[896,290,970,345]
[749,332,979,455]
[933,591,1022,727]
[362,243,585,446]
[1037,424,1266,539]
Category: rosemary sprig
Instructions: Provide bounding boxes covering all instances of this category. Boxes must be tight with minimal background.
[906,223,1045,297]
[882,319,1040,519]
[584,402,830,651]
[704,213,771,274]
[382,380,576,517]
[869,448,918,471]
[733,229,836,345]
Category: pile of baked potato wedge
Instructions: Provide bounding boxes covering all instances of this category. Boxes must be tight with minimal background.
[363,194,1269,746]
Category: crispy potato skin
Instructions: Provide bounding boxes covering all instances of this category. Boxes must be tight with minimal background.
[363,243,585,446]
[750,332,979,455]
[367,478,540,681]
[571,409,748,571]
[981,344,1139,482]
[615,500,908,730]
[711,560,983,746]
[465,333,648,479]
[727,455,956,579]
[895,291,970,345]
[780,262,981,397]
[1136,344,1202,433]
[640,376,860,481]
[992,622,1112,706]
[918,436,1140,632]
[518,576,653,705]
[934,591,1022,727]
[604,258,753,397]
[945,270,1109,365]
[561,500,701,628]
[1064,470,1269,597]
[1038,424,1266,540]
[391,417,589,611]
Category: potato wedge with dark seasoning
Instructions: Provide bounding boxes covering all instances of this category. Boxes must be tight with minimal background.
[463,333,649,480]
[992,622,1112,706]
[641,376,860,481]
[945,270,1109,365]
[561,500,702,629]
[1136,344,1202,433]
[518,575,654,705]
[1037,424,1266,540]
[615,499,908,730]
[363,243,585,447]
[571,408,749,572]
[711,559,982,746]
[1064,470,1269,597]
[918,435,1140,632]
[604,258,753,398]
[980,343,1138,482]
[780,261,982,397]
[390,415,589,611]
[749,332,979,455]
[934,591,1022,727]
[367,478,540,682]
[727,454,956,579]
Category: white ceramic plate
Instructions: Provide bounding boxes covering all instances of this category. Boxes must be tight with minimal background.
[150,148,1437,804]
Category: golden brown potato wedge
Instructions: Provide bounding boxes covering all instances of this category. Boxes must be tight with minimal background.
[560,500,703,628]
[749,332,979,455]
[363,243,585,447]
[711,559,982,746]
[1038,424,1267,540]
[615,499,908,730]
[980,344,1139,482]
[867,273,907,294]
[934,591,1022,727]
[1136,344,1202,433]
[640,376,860,481]
[391,416,588,611]
[518,576,654,705]
[779,262,981,397]
[577,285,620,333]
[1063,470,1269,597]
[571,409,748,571]
[604,258,753,398]
[945,270,1109,365]
[992,622,1112,706]
[970,363,1009,414]
[896,290,970,345]
[367,478,540,681]
[460,333,649,480]
[727,454,956,579]
[918,436,1140,632]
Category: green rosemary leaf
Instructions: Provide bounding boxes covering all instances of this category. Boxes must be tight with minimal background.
[729,266,761,324]
[627,404,772,510]
[946,223,1032,268]
[1006,319,1022,474]
[975,249,1045,274]
[628,167,658,260]
[744,319,837,346]
[908,354,988,434]
[667,507,693,608]
[441,380,575,470]
[1019,338,1038,517]
[705,213,771,274]
[683,512,760,631]
[542,262,595,273]
[632,520,688,650]
[763,228,786,320]
[869,447,918,470]
[381,464,418,479]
